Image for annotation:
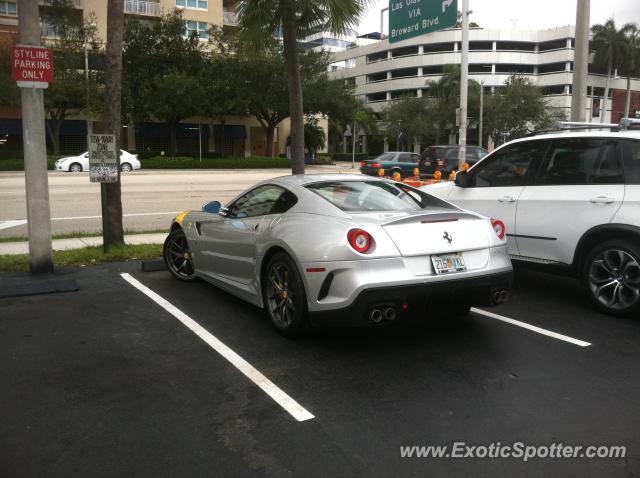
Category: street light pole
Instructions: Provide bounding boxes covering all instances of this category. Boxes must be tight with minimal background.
[457,0,470,170]
[571,0,590,122]
[479,82,484,148]
[351,120,356,169]
[17,0,53,273]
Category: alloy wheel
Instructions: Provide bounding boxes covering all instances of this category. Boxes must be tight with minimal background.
[588,249,640,311]
[165,232,195,279]
[266,262,296,328]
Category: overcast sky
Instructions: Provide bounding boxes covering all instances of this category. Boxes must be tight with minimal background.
[357,0,639,35]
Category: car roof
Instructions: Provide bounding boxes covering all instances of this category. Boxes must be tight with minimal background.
[507,130,640,145]
[269,174,388,188]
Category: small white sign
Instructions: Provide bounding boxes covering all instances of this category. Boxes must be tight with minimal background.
[88,134,118,183]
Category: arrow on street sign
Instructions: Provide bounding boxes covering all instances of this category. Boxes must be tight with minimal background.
[389,0,458,44]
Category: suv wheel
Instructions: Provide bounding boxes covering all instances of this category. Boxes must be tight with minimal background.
[582,239,640,316]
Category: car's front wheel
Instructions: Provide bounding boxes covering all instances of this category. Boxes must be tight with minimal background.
[69,162,82,172]
[163,228,197,281]
[583,239,640,316]
[262,252,309,337]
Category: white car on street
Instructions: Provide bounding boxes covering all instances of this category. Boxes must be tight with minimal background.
[55,150,141,173]
[421,119,640,316]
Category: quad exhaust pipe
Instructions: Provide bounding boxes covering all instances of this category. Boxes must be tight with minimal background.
[492,289,509,305]
[368,306,398,323]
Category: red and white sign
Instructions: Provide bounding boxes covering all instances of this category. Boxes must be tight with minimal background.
[11,45,54,88]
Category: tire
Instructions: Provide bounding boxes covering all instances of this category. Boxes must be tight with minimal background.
[582,239,640,317]
[69,162,82,172]
[163,228,197,281]
[262,252,310,338]
[121,162,132,172]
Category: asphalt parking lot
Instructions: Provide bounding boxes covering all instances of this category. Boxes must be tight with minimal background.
[1,261,639,477]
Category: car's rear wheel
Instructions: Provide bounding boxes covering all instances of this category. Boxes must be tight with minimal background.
[582,240,640,316]
[163,228,197,281]
[262,252,309,337]
[121,162,132,172]
[69,162,82,172]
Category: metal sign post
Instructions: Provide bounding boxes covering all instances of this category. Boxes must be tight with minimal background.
[88,134,118,183]
[388,0,457,44]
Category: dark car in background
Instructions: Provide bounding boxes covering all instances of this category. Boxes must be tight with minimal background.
[360,152,422,178]
[419,145,489,178]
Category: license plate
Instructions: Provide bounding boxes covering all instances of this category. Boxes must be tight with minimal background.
[431,253,466,274]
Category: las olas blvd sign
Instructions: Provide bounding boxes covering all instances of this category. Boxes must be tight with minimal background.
[11,44,54,88]
[389,0,457,43]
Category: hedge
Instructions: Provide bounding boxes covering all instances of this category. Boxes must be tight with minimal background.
[332,153,371,162]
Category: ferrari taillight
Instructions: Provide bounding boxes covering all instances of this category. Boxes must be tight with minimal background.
[347,228,373,253]
[491,218,506,240]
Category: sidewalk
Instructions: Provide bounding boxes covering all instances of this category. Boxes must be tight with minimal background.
[0,233,167,256]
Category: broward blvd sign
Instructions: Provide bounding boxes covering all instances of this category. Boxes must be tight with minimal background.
[389,0,458,43]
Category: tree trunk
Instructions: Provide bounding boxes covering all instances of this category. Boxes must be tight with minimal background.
[625,75,632,118]
[169,122,177,157]
[102,0,125,250]
[280,0,304,174]
[601,66,611,123]
[265,123,275,158]
[45,118,60,155]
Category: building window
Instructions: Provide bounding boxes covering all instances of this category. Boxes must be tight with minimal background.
[184,20,208,40]
[176,0,208,10]
[0,1,17,15]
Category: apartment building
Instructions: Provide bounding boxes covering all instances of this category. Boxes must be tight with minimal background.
[0,0,329,158]
[328,25,640,151]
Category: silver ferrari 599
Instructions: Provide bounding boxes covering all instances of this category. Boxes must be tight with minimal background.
[163,174,512,337]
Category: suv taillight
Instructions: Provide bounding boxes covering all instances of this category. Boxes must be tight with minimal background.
[491,219,506,240]
[347,229,373,253]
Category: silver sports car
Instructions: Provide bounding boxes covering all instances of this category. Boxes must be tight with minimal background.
[163,174,512,336]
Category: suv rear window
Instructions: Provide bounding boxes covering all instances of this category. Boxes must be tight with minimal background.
[306,180,453,212]
[622,140,640,184]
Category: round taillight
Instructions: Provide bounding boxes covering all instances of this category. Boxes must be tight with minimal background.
[491,218,506,240]
[347,229,373,253]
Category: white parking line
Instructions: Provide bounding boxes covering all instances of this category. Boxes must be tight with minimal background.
[471,308,591,347]
[0,219,28,231]
[121,273,315,422]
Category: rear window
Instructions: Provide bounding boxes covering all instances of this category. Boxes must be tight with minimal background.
[306,180,453,212]
[372,153,395,162]
[622,139,640,184]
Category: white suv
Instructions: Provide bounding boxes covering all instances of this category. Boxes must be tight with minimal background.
[422,120,640,316]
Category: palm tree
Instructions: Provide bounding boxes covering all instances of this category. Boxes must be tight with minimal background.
[591,19,634,123]
[621,24,640,118]
[238,0,368,174]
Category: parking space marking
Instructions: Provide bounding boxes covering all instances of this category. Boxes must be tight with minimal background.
[471,308,591,347]
[121,273,315,422]
[0,220,28,230]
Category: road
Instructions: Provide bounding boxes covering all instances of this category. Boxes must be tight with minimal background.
[1,262,638,477]
[0,165,353,238]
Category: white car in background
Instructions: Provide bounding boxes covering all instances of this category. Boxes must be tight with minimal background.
[55,150,141,173]
[421,119,640,317]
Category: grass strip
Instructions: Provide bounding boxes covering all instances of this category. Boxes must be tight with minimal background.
[0,243,163,272]
[0,229,167,243]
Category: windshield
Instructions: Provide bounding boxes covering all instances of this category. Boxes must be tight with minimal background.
[372,153,395,162]
[306,180,453,212]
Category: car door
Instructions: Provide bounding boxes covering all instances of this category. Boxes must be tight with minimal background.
[446,139,548,255]
[515,137,625,264]
[199,184,286,285]
[397,153,420,176]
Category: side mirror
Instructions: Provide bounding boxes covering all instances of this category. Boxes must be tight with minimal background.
[454,170,471,188]
[202,200,221,214]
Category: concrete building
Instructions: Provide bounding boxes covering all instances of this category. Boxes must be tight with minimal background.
[328,25,640,152]
[0,0,329,158]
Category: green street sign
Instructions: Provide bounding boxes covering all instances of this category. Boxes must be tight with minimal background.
[389,0,458,44]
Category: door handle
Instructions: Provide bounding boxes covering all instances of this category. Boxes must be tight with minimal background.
[589,195,615,204]
[252,223,260,231]
[498,196,516,203]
